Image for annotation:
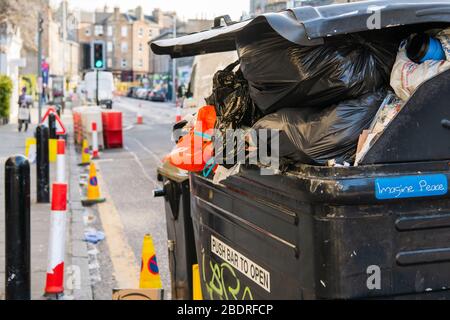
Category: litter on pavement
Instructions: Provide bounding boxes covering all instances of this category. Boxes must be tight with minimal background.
[84,228,105,244]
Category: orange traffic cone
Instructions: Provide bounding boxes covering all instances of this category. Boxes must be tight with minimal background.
[137,104,144,125]
[139,235,163,289]
[81,162,106,206]
[78,139,91,166]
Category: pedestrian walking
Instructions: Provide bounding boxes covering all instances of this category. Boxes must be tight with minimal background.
[18,87,31,132]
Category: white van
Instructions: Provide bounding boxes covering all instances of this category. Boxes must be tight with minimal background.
[84,71,115,108]
[183,51,238,110]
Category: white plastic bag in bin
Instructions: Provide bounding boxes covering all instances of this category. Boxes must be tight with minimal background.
[390,38,450,101]
[437,29,450,60]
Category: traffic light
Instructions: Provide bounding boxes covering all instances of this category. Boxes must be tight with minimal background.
[91,41,106,70]
[38,16,44,34]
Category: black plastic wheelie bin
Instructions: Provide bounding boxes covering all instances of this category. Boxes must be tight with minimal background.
[152,0,450,300]
[155,161,197,300]
[190,66,450,299]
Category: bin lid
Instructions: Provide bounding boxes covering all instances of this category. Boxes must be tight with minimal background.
[157,160,189,183]
[151,0,450,58]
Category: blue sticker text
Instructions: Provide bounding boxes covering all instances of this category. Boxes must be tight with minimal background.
[375,175,448,200]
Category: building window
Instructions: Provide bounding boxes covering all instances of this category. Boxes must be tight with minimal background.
[121,26,128,37]
[107,41,113,52]
[121,42,128,53]
[85,28,91,36]
[107,25,113,37]
[149,29,153,38]
[138,28,144,37]
[139,59,143,68]
[94,25,104,36]
[121,59,127,68]
[138,43,143,52]
[107,58,112,68]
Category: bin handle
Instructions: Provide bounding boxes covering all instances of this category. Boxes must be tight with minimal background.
[213,15,233,28]
[153,188,166,197]
[441,119,450,130]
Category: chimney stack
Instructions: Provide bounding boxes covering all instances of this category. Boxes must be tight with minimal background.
[135,6,143,20]
[153,8,162,25]
[114,7,120,20]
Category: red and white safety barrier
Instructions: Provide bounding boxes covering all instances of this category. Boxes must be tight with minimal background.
[56,139,66,183]
[45,183,67,295]
[92,122,99,159]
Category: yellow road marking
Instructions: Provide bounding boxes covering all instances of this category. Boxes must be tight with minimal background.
[96,164,140,289]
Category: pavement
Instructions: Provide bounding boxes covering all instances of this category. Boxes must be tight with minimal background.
[0,108,93,300]
[0,97,182,300]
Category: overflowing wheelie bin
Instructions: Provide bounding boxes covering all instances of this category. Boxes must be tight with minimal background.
[152,0,450,300]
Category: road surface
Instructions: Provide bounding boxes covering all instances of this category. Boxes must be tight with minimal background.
[86,97,180,299]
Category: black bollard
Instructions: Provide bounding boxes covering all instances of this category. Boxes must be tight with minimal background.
[48,113,57,139]
[5,155,31,300]
[36,125,50,203]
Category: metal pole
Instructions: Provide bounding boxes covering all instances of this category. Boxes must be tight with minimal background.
[5,155,31,300]
[48,113,57,139]
[62,0,67,99]
[37,13,43,123]
[172,15,177,104]
[36,125,50,203]
[96,69,99,106]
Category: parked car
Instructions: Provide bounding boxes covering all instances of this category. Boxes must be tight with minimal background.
[132,87,141,99]
[136,88,150,100]
[127,87,138,98]
[148,89,166,102]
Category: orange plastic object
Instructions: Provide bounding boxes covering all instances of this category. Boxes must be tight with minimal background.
[168,106,216,172]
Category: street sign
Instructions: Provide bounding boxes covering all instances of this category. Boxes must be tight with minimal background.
[40,108,67,135]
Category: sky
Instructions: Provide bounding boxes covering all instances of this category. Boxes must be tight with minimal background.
[50,0,250,21]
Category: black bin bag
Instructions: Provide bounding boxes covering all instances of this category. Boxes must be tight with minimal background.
[206,61,260,133]
[253,89,386,165]
[237,23,397,114]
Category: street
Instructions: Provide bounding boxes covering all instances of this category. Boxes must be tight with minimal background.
[4,0,450,307]
[87,97,177,299]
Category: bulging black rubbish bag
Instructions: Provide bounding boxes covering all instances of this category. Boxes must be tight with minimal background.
[252,90,387,165]
[205,61,260,133]
[237,24,397,114]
